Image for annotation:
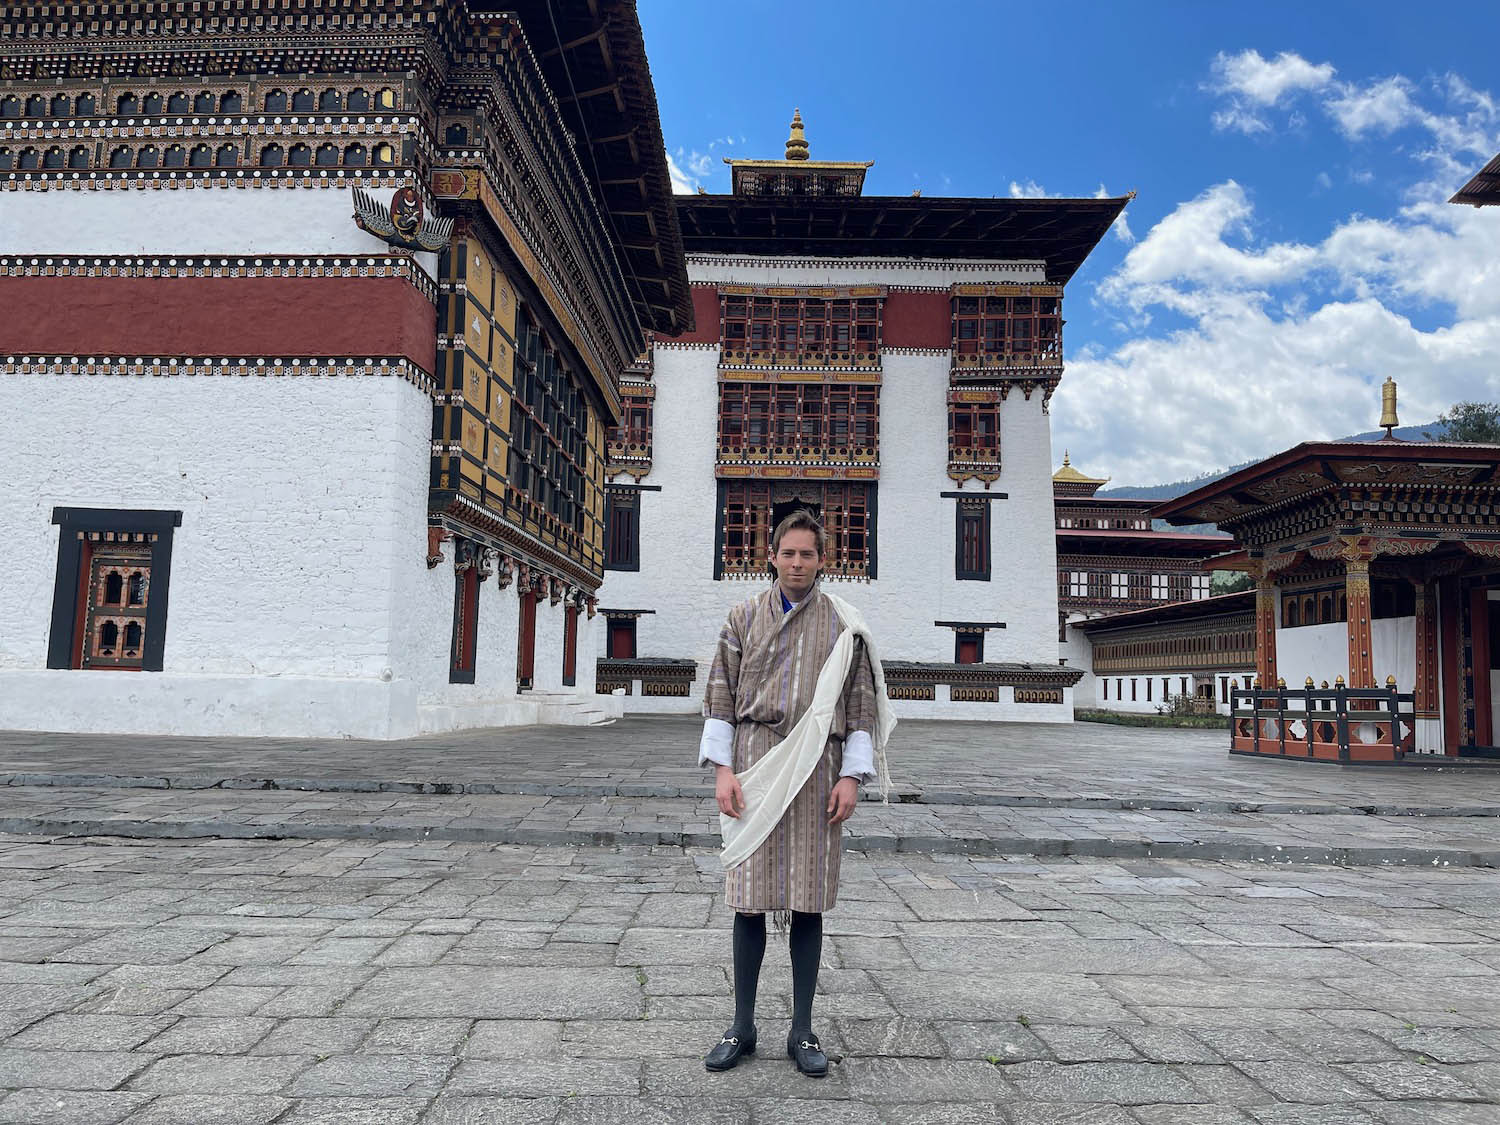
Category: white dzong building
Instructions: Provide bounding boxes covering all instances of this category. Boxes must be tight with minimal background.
[596,114,1128,718]
[0,1,693,738]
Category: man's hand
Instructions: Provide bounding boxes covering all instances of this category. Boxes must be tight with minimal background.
[715,764,746,819]
[827,776,859,825]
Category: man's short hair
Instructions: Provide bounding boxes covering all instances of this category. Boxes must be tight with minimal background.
[771,508,826,557]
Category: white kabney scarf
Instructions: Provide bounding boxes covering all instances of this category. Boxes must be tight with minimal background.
[719,591,897,870]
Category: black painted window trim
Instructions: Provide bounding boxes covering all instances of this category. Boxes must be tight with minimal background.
[48,507,182,672]
[954,501,991,582]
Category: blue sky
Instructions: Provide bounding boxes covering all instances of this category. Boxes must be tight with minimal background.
[638,0,1500,485]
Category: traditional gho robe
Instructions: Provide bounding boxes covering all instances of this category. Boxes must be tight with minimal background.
[699,581,880,914]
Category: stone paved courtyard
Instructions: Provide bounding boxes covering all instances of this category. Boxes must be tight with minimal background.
[0,718,1497,1122]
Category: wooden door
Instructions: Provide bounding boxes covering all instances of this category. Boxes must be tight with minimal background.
[517,590,537,691]
[562,604,578,687]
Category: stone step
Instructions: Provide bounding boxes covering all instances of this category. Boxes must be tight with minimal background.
[2,785,1497,868]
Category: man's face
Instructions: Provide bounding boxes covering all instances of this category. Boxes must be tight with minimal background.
[771,528,820,600]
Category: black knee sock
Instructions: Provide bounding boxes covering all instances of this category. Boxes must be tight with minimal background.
[731,911,766,1035]
[789,909,822,1037]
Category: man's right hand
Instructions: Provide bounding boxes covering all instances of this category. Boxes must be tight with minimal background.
[715,764,746,819]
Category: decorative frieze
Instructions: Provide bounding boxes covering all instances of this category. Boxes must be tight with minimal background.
[2,354,437,396]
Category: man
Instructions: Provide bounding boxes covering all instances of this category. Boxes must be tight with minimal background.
[697,508,894,1077]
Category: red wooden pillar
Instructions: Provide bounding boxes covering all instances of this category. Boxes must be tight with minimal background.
[1473,587,1494,747]
[1413,581,1439,713]
[1440,578,1463,751]
[1254,578,1278,687]
[1411,580,1442,753]
[1344,556,1375,689]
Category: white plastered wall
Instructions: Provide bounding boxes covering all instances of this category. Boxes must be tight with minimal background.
[0,371,611,737]
[0,183,438,276]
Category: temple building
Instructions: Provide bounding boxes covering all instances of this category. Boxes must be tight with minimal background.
[1050,453,1246,712]
[1154,383,1500,762]
[0,1,692,737]
[595,113,1128,717]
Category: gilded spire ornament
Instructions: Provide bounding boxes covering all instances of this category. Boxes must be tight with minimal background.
[785,108,810,161]
[1379,377,1400,440]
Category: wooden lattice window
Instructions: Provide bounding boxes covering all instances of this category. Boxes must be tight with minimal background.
[607,395,653,472]
[952,291,1061,368]
[955,500,990,582]
[81,544,151,669]
[506,309,591,540]
[48,508,180,672]
[718,481,874,579]
[721,294,882,365]
[948,394,1002,484]
[718,382,879,460]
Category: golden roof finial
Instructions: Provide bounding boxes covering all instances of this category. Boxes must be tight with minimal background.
[1379,376,1400,439]
[1062,450,1071,467]
[785,108,809,162]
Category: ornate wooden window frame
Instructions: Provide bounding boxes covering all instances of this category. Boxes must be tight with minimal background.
[719,287,885,369]
[47,507,181,672]
[718,381,879,467]
[951,285,1062,371]
[714,480,877,581]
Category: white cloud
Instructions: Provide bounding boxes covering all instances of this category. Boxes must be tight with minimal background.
[666,147,717,194]
[1208,49,1335,134]
[1210,49,1336,107]
[1008,179,1053,198]
[666,151,699,194]
[1325,75,1423,139]
[1100,181,1317,303]
[1055,66,1500,486]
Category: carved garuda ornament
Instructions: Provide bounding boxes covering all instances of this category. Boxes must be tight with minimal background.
[352,185,454,253]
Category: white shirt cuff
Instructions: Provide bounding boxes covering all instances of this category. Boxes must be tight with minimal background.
[698,717,735,769]
[840,730,875,782]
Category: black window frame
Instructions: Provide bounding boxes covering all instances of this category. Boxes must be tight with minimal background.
[605,487,641,571]
[48,507,181,672]
[955,500,991,581]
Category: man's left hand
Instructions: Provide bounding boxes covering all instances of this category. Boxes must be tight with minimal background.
[827,776,859,824]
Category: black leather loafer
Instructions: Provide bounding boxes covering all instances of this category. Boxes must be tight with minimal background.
[787,1031,828,1077]
[704,1027,756,1071]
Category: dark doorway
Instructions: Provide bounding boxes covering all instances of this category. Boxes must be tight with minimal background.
[517,590,537,691]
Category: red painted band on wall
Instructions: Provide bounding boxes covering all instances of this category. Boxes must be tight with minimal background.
[882,290,953,349]
[656,284,721,345]
[0,275,438,373]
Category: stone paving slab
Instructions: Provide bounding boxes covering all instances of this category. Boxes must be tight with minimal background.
[4,717,1499,815]
[0,835,1495,1121]
[1,784,1497,867]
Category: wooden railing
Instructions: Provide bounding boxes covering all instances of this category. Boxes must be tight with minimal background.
[1229,685,1415,763]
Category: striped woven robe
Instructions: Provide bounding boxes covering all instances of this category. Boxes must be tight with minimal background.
[703,582,878,913]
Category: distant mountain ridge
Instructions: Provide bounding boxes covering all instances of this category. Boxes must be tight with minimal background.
[1100,421,1445,502]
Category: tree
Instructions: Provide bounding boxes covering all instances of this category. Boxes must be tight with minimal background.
[1210,570,1254,596]
[1428,401,1500,444]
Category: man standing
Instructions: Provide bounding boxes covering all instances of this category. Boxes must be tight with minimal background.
[698,509,894,1076]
